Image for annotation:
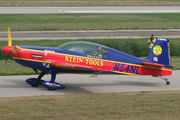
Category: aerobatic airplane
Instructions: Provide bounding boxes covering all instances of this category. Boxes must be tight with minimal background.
[1,27,174,90]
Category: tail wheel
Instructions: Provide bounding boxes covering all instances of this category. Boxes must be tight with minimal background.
[166,81,170,85]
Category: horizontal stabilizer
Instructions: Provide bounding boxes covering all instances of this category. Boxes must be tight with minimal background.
[142,62,174,69]
[51,62,94,70]
[141,62,164,68]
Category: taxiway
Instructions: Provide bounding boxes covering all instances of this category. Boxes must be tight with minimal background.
[0,29,180,41]
[1,6,180,14]
[0,70,179,97]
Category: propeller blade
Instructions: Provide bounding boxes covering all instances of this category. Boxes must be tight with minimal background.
[8,27,12,46]
[2,55,9,70]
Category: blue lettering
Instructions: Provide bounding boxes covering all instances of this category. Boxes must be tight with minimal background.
[135,66,140,74]
[125,65,130,73]
[129,65,136,73]
[114,63,120,71]
[119,64,125,72]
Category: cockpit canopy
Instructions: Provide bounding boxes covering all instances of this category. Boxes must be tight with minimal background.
[59,41,109,58]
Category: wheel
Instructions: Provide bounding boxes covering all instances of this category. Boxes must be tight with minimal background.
[31,84,39,87]
[166,81,170,85]
[47,88,56,91]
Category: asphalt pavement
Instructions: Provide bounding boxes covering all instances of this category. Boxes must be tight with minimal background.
[1,6,180,14]
[1,29,180,41]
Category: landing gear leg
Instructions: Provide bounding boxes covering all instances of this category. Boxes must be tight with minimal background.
[158,75,170,85]
[37,72,46,83]
[42,72,66,91]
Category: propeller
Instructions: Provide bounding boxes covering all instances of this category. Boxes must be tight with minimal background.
[2,27,12,70]
[2,27,36,73]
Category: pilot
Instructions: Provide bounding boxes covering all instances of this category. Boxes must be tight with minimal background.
[95,45,102,58]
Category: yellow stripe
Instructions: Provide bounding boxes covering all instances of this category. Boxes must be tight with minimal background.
[113,70,139,75]
[17,46,172,71]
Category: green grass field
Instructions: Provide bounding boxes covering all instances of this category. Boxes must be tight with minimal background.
[1,13,180,31]
[0,91,180,120]
[0,59,36,75]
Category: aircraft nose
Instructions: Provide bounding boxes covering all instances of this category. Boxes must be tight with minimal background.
[1,46,15,56]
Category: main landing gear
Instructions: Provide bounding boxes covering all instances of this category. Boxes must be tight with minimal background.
[156,75,170,85]
[26,71,66,91]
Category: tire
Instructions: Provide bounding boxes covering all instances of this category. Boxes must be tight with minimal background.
[47,88,55,91]
[31,84,39,87]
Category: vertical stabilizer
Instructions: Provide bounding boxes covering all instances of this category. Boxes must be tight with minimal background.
[145,38,173,68]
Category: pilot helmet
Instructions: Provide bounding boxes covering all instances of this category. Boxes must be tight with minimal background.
[95,45,101,52]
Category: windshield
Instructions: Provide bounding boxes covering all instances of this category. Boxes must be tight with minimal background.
[59,41,109,58]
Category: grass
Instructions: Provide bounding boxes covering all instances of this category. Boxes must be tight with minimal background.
[1,13,180,31]
[170,56,180,69]
[0,91,180,120]
[0,59,36,75]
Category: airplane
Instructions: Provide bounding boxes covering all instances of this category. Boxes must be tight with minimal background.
[1,27,174,90]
